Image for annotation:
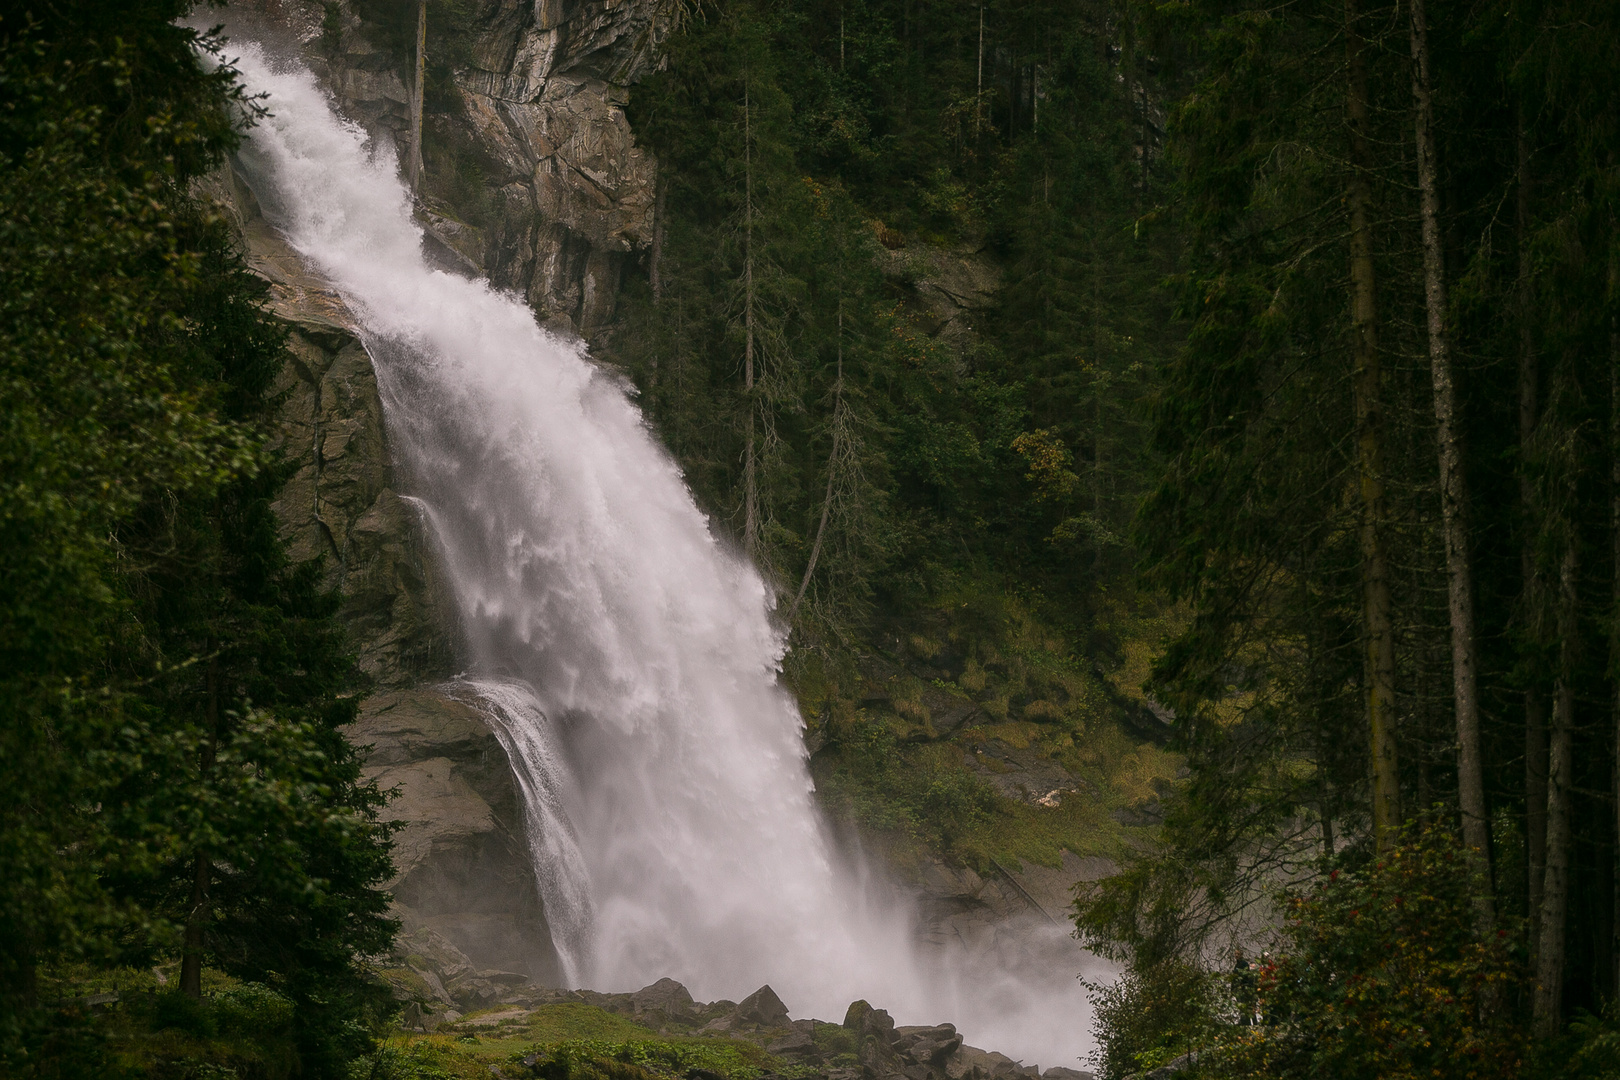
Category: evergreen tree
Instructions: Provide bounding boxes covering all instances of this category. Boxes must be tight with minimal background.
[0,5,397,1074]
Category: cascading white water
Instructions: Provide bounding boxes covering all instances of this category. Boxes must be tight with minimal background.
[453,676,596,985]
[224,39,1102,1068]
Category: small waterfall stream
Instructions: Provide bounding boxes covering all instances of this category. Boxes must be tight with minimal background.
[226,40,1098,1068]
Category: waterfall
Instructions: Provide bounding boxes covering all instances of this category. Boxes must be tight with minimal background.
[225,41,1099,1068]
[453,676,596,986]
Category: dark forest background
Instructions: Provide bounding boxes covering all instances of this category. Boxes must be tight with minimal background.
[604,0,1620,1074]
[9,0,1620,1076]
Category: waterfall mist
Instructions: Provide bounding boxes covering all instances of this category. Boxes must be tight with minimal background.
[224,39,1103,1068]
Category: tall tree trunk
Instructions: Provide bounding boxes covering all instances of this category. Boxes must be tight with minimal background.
[179,851,210,999]
[1536,535,1579,1035]
[1032,64,1039,133]
[1409,0,1492,917]
[742,84,759,557]
[649,163,667,305]
[975,7,984,137]
[180,656,220,999]
[1346,0,1399,850]
[789,308,843,624]
[407,0,426,191]
[1610,244,1620,996]
[1518,109,1548,956]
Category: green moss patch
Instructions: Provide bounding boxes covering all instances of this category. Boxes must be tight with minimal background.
[801,582,1184,875]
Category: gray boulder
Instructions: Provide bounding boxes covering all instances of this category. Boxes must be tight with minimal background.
[732,984,792,1029]
[767,1019,819,1058]
[844,999,898,1044]
[631,978,696,1024]
[949,1046,1040,1080]
[895,1024,964,1066]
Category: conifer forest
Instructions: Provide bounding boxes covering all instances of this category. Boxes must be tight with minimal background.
[6,0,1620,1077]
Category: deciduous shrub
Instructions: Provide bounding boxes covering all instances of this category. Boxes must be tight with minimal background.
[1205,824,1526,1080]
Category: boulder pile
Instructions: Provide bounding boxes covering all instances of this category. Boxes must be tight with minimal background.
[382,942,1092,1080]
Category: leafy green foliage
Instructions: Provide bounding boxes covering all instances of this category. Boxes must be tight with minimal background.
[347,1024,784,1080]
[1087,827,1530,1080]
[617,0,1174,639]
[1566,1004,1620,1079]
[0,4,396,1076]
[1086,959,1214,1080]
[1203,826,1527,1080]
[526,1038,772,1080]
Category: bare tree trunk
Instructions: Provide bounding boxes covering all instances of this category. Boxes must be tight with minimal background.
[975,7,984,137]
[649,164,667,305]
[742,84,759,557]
[407,0,426,191]
[1318,713,1335,859]
[789,308,843,624]
[1610,245,1620,996]
[179,851,210,999]
[1528,685,1549,951]
[1347,0,1399,850]
[1410,0,1492,916]
[1518,110,1548,956]
[1536,537,1579,1035]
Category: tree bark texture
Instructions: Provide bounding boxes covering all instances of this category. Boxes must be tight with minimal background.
[650,164,667,304]
[1610,245,1620,996]
[1536,538,1579,1035]
[179,851,210,999]
[1346,0,1399,850]
[742,84,759,557]
[975,7,984,136]
[1409,0,1492,913]
[789,324,842,625]
[1518,110,1548,954]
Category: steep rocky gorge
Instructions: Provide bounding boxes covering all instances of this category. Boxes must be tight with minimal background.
[210,1,1110,1065]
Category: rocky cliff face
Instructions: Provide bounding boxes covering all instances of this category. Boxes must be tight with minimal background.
[199,165,455,689]
[202,161,563,991]
[219,0,1105,1015]
[351,688,562,986]
[251,0,670,336]
[208,0,674,984]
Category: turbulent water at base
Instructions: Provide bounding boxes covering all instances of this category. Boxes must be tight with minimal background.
[225,39,1102,1069]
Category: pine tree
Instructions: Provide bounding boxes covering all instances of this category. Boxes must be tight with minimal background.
[1,6,397,1073]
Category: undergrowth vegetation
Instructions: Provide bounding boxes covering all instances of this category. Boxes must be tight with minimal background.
[801,581,1184,875]
[22,967,306,1080]
[1085,826,1545,1080]
[346,1006,805,1080]
[607,0,1184,880]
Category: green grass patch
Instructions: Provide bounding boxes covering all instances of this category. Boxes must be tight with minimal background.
[523,1005,665,1042]
[354,1030,783,1080]
[528,1037,774,1080]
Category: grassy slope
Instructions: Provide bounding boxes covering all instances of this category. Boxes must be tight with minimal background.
[792,582,1186,881]
[354,1003,857,1080]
